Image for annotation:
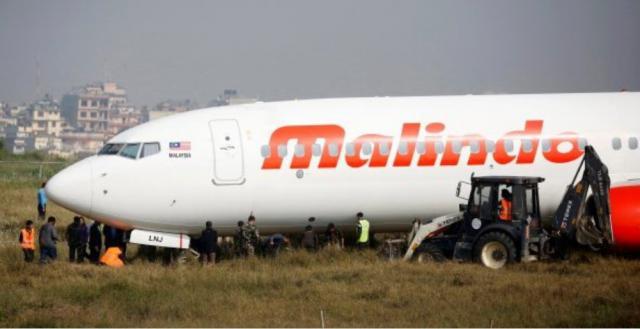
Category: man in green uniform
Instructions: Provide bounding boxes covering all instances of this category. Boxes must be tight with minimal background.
[355,212,370,250]
[245,215,260,256]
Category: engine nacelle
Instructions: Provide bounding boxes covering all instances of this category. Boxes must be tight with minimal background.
[610,182,640,252]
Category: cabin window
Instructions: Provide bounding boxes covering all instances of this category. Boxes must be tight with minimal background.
[398,142,408,155]
[119,143,140,159]
[470,140,480,154]
[140,143,161,158]
[612,137,622,150]
[416,142,426,155]
[277,144,288,157]
[435,141,444,154]
[346,143,356,156]
[312,144,322,156]
[452,140,462,154]
[503,139,514,153]
[328,143,339,157]
[629,137,638,150]
[98,143,124,155]
[362,142,372,156]
[578,138,588,151]
[260,145,270,157]
[379,143,390,156]
[541,139,551,152]
[522,139,533,153]
[486,140,495,153]
[294,144,305,157]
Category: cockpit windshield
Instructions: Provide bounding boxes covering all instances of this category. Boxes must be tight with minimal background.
[98,142,161,159]
[98,143,124,155]
[119,143,141,159]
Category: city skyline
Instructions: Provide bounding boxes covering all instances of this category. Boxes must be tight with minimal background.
[1,0,640,105]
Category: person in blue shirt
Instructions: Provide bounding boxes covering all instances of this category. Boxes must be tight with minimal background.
[37,182,47,221]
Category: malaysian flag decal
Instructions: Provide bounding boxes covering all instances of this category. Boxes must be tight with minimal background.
[169,141,191,151]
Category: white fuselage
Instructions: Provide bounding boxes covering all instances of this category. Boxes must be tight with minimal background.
[46,92,640,236]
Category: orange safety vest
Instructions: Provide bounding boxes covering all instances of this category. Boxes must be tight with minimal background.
[20,228,36,250]
[499,199,512,221]
[100,247,124,268]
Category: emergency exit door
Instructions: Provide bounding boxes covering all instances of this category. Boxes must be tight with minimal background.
[209,119,245,185]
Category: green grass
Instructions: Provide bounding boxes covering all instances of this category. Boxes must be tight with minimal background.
[1,246,639,327]
[1,160,640,327]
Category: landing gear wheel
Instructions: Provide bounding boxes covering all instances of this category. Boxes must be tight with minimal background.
[474,232,516,269]
[415,243,446,263]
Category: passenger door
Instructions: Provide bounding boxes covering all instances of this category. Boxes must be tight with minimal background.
[209,119,245,185]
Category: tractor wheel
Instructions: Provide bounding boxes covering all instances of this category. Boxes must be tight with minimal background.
[474,231,516,269]
[415,243,447,263]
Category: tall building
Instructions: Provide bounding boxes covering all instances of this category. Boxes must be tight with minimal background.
[108,105,142,135]
[61,82,128,133]
[28,95,68,137]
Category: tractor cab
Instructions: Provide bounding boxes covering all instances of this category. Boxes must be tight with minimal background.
[452,176,549,268]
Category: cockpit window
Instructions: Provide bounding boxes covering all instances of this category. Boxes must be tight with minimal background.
[140,143,161,158]
[98,143,124,155]
[119,143,141,159]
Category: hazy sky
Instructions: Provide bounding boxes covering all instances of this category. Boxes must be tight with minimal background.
[1,0,639,106]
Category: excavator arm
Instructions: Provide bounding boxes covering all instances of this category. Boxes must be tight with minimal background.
[553,145,613,247]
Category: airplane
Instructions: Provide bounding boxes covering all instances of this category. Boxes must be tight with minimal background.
[45,92,640,252]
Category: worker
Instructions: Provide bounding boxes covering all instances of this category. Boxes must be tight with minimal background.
[234,221,247,257]
[18,220,36,263]
[77,217,89,263]
[355,212,370,249]
[199,221,218,265]
[324,222,344,250]
[266,233,289,257]
[245,215,260,256]
[116,229,128,261]
[39,216,58,264]
[499,189,513,221]
[66,216,83,262]
[37,182,47,221]
[301,225,318,252]
[103,224,117,249]
[407,218,421,245]
[89,221,102,263]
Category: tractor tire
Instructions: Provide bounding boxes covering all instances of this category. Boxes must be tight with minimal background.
[415,243,447,263]
[474,231,516,269]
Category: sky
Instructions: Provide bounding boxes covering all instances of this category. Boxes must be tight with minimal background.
[1,0,639,106]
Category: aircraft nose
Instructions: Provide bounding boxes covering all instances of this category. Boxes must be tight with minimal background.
[45,157,93,216]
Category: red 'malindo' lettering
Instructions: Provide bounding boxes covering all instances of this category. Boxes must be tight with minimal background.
[493,120,544,164]
[391,123,421,167]
[260,120,584,170]
[261,125,344,169]
[346,134,394,168]
[441,135,488,166]
[417,123,445,166]
[543,132,583,163]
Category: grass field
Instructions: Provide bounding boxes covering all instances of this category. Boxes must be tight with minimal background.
[1,161,640,327]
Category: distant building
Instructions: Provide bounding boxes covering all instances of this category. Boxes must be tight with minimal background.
[208,89,257,107]
[60,131,106,157]
[8,105,28,122]
[2,96,69,155]
[28,95,68,137]
[108,105,142,135]
[3,126,34,155]
[61,82,128,133]
[146,99,197,121]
